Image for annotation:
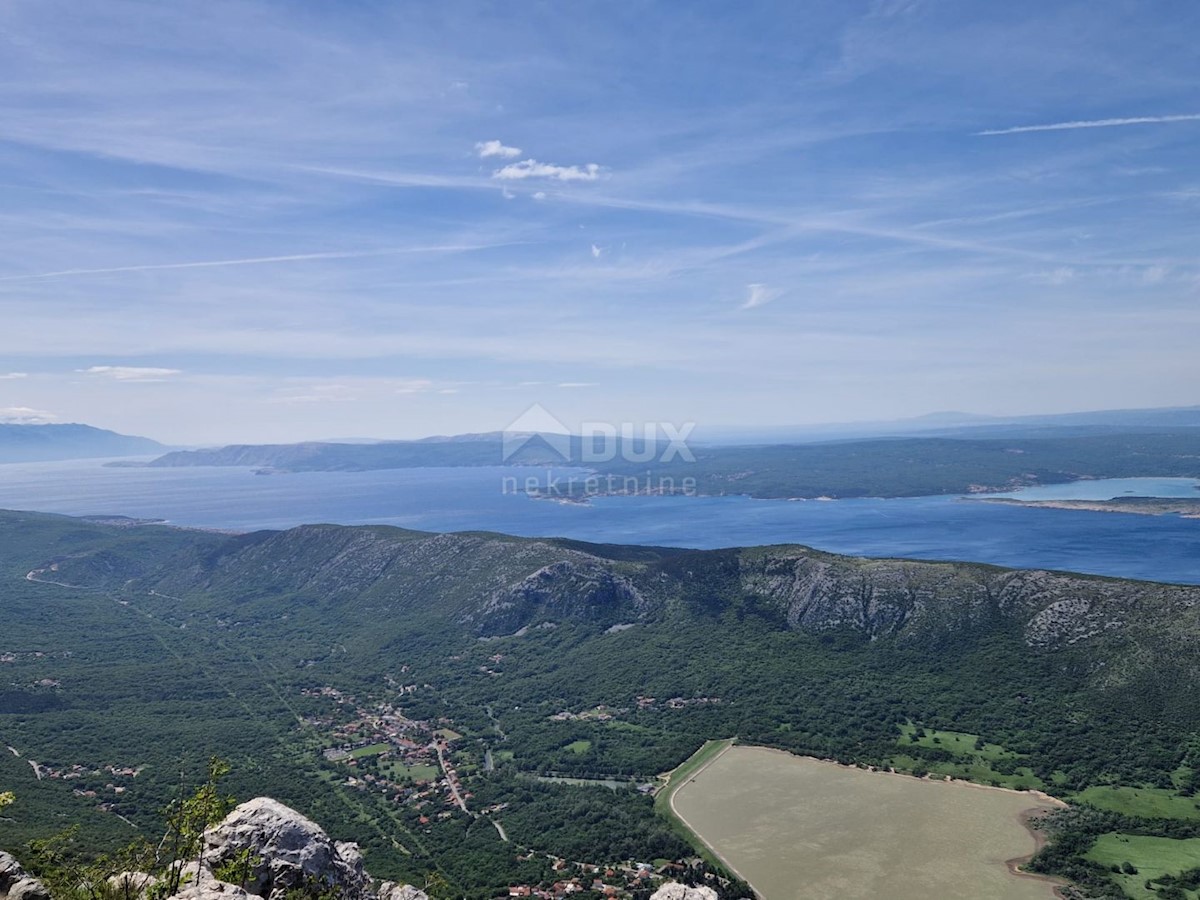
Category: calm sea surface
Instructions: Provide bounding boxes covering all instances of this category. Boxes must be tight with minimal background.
[1,460,1198,584]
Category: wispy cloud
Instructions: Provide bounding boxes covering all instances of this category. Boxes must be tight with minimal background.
[590,244,603,259]
[475,140,521,159]
[493,160,603,182]
[81,366,182,382]
[0,244,513,282]
[0,373,29,380]
[0,407,57,424]
[557,382,597,389]
[741,283,783,310]
[978,114,1200,136]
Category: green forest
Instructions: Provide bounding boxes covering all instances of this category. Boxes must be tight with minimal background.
[2,510,1200,898]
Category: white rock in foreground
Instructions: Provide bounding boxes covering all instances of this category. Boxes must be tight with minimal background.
[201,797,369,900]
[377,882,429,900]
[169,880,255,900]
[650,883,719,900]
[0,850,49,900]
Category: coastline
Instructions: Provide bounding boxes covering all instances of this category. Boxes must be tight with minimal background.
[971,496,1200,519]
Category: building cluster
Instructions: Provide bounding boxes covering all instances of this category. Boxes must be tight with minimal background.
[506,858,715,899]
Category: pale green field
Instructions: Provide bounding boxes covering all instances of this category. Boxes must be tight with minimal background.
[348,742,393,759]
[670,745,1061,900]
[1086,833,1200,899]
[1075,785,1200,820]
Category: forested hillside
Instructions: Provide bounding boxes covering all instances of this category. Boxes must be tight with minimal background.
[3,511,1200,897]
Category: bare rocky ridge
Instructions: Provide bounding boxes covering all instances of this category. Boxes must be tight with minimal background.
[465,560,649,637]
[40,519,1200,657]
[735,548,1200,647]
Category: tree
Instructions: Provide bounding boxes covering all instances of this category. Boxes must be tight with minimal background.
[158,758,235,897]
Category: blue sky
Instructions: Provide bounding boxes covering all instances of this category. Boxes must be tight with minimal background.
[1,0,1198,444]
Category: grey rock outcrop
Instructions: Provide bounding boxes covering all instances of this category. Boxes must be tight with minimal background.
[169,881,254,900]
[377,883,428,900]
[200,798,369,900]
[0,851,49,900]
[650,884,718,900]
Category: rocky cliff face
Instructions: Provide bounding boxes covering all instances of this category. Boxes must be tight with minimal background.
[465,560,649,636]
[32,515,1200,658]
[734,547,1200,648]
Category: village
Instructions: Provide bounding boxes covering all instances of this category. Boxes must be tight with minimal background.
[301,685,724,900]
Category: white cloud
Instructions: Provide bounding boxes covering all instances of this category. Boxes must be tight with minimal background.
[741,283,783,310]
[532,191,547,201]
[81,366,182,382]
[475,140,522,159]
[557,382,597,388]
[0,407,57,424]
[0,373,28,380]
[394,379,435,395]
[591,244,603,259]
[493,159,603,182]
[978,114,1200,136]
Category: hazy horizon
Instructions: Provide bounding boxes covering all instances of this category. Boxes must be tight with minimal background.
[8,400,1200,449]
[3,1,1200,444]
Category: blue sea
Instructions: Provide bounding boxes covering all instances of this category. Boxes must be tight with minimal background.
[1,460,1198,584]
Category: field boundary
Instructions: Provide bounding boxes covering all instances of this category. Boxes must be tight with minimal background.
[654,739,761,893]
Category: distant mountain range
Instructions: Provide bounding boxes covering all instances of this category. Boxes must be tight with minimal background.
[119,423,1200,500]
[699,404,1200,443]
[0,423,166,463]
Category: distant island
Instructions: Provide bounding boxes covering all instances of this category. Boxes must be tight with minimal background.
[112,431,1200,500]
[975,495,1200,518]
[0,423,165,463]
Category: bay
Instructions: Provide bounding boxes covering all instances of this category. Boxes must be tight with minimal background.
[0,460,1198,584]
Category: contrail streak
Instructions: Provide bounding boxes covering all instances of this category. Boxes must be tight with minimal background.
[977,113,1200,136]
[0,244,509,282]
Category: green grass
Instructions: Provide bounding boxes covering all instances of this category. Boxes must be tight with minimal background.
[654,739,736,872]
[436,728,462,741]
[896,723,1020,762]
[1086,833,1200,899]
[494,749,514,761]
[1075,785,1200,820]
[887,754,1045,791]
[564,739,592,755]
[382,761,439,783]
[348,742,393,759]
